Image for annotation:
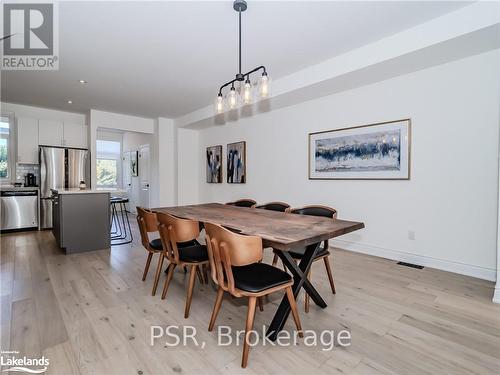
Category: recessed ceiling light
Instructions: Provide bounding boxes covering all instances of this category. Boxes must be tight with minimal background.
[67,100,73,104]
[78,80,87,84]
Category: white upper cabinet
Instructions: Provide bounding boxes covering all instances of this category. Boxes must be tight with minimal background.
[63,123,88,149]
[17,117,39,164]
[38,119,64,146]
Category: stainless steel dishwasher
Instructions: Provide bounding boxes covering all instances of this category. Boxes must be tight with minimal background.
[0,190,39,230]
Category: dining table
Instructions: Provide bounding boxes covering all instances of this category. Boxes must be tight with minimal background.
[152,203,365,341]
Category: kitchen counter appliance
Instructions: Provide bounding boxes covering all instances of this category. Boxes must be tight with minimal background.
[40,146,90,229]
[0,190,38,230]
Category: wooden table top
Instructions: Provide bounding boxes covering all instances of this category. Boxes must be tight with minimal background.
[152,203,364,251]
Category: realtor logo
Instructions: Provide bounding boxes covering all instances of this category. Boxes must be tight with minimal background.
[2,1,59,70]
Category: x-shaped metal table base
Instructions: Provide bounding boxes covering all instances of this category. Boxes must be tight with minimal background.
[266,242,327,341]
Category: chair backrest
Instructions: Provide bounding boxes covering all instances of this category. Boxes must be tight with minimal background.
[225,199,257,208]
[290,205,337,249]
[255,201,290,212]
[156,212,200,263]
[290,205,337,219]
[136,207,158,249]
[204,222,262,294]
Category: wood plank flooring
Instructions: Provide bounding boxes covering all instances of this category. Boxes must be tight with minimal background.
[1,219,499,374]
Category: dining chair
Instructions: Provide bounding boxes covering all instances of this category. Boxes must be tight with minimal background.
[156,212,209,318]
[272,205,337,313]
[255,201,291,212]
[204,222,303,368]
[225,199,257,208]
[136,207,163,283]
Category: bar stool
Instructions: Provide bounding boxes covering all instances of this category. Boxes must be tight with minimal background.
[110,196,133,245]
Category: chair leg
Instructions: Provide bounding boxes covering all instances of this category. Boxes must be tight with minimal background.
[161,263,177,299]
[272,253,278,267]
[241,296,257,368]
[196,266,204,284]
[305,269,311,313]
[184,265,198,318]
[258,297,264,312]
[202,264,209,285]
[323,256,336,294]
[142,252,153,281]
[286,286,303,337]
[151,253,165,296]
[208,286,224,331]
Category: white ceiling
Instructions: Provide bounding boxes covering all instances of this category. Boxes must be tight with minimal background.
[1,1,470,118]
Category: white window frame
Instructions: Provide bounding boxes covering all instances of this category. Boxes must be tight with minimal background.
[96,131,123,189]
[0,113,15,182]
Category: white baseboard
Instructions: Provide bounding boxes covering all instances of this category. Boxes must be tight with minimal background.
[493,286,500,304]
[332,239,497,282]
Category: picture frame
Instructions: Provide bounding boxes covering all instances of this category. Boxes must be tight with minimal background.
[227,141,246,183]
[309,119,411,180]
[130,150,139,177]
[206,145,223,183]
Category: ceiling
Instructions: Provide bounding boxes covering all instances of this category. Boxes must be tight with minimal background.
[1,1,470,119]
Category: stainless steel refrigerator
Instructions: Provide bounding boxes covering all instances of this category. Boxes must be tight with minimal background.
[40,146,90,229]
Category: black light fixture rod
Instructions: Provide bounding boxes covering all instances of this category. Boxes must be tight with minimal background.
[218,65,267,95]
[239,9,242,75]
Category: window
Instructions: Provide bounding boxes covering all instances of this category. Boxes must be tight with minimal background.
[96,139,122,188]
[0,116,12,180]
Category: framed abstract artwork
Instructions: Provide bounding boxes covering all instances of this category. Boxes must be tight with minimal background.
[309,119,411,180]
[130,150,139,177]
[227,141,246,183]
[206,145,223,183]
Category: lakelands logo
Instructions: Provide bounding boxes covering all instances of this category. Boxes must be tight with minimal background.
[1,1,59,70]
[0,351,49,373]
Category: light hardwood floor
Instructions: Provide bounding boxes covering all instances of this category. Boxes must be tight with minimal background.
[1,218,499,374]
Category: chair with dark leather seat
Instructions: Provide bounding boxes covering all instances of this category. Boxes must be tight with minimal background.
[225,199,257,208]
[272,205,338,313]
[156,212,209,318]
[136,207,163,291]
[255,201,290,212]
[204,222,303,368]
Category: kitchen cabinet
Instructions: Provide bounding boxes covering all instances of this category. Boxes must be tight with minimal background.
[64,123,88,149]
[17,117,39,164]
[52,189,110,253]
[38,119,64,146]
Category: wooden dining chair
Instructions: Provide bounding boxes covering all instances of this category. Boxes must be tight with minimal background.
[156,212,209,318]
[255,201,291,212]
[204,222,303,368]
[272,205,337,313]
[136,207,163,283]
[225,199,257,208]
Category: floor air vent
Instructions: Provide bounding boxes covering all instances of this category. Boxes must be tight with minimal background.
[397,261,424,269]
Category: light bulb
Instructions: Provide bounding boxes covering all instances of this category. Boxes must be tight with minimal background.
[227,86,239,109]
[214,94,224,114]
[242,79,253,105]
[258,73,271,98]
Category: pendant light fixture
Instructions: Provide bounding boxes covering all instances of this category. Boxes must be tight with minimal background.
[214,0,271,114]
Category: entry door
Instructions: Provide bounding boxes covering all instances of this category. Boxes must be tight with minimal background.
[139,144,150,208]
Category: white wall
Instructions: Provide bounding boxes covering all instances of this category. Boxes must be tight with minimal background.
[194,50,500,281]
[177,128,200,205]
[151,118,177,207]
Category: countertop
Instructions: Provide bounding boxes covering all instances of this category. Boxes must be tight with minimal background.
[0,185,39,192]
[52,188,126,195]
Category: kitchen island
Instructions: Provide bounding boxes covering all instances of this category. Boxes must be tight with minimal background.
[51,189,112,253]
